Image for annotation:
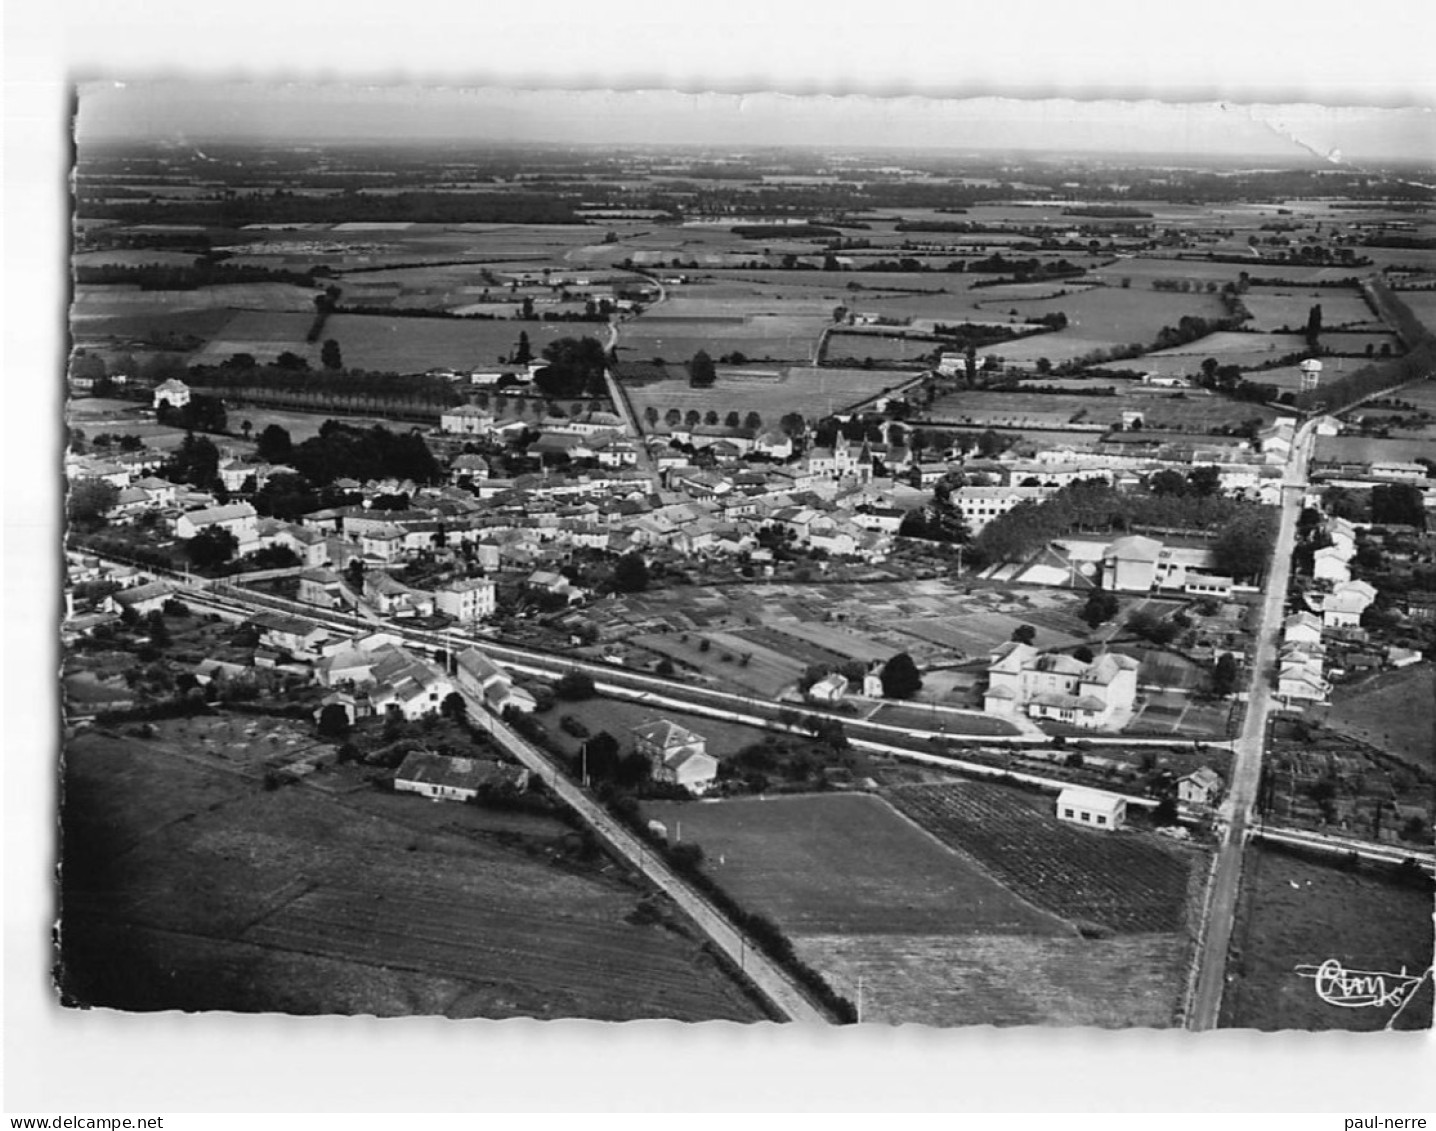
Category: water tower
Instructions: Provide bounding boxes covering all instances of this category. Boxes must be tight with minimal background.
[1300,358,1323,394]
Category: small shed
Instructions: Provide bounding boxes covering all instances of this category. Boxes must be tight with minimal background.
[1056,787,1127,832]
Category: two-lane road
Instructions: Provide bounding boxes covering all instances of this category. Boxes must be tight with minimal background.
[1187,417,1318,1030]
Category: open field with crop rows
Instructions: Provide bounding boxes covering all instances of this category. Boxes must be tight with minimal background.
[887,781,1203,934]
[643,793,1068,936]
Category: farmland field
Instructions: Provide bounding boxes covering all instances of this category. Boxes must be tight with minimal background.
[1220,843,1433,1031]
[618,317,821,363]
[924,383,1280,432]
[865,703,1020,736]
[643,790,1195,1026]
[531,695,775,763]
[980,285,1230,365]
[191,310,576,372]
[1316,663,1436,773]
[58,727,766,1021]
[643,793,1068,936]
[797,931,1191,1027]
[189,310,319,364]
[1143,330,1307,360]
[824,330,941,364]
[623,364,911,425]
[892,611,1081,657]
[1241,288,1379,333]
[886,781,1204,933]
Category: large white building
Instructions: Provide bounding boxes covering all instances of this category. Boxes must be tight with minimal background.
[434,576,496,623]
[947,484,1058,533]
[984,643,1139,730]
[439,405,498,436]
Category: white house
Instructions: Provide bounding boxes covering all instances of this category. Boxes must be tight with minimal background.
[152,378,192,410]
[984,643,1139,730]
[1313,544,1353,584]
[439,405,498,436]
[1177,767,1224,808]
[1055,787,1127,831]
[1320,579,1377,629]
[806,673,849,703]
[434,576,496,623]
[631,718,719,793]
[174,502,259,549]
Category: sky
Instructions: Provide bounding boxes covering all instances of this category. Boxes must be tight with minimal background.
[75,84,1436,165]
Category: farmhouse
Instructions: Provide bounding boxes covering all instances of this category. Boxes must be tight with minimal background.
[393,751,529,802]
[631,718,719,793]
[1055,787,1127,831]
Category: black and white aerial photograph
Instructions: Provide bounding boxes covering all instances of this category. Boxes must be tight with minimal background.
[9,0,1436,1116]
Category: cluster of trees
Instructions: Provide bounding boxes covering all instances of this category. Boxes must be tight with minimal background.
[897,483,972,544]
[164,432,223,492]
[1080,589,1121,628]
[189,356,466,409]
[80,191,582,227]
[1371,483,1428,528]
[1147,465,1223,499]
[157,393,228,435]
[531,337,611,400]
[609,553,650,594]
[67,479,121,528]
[284,421,441,487]
[72,261,322,290]
[251,472,363,522]
[972,479,1276,582]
